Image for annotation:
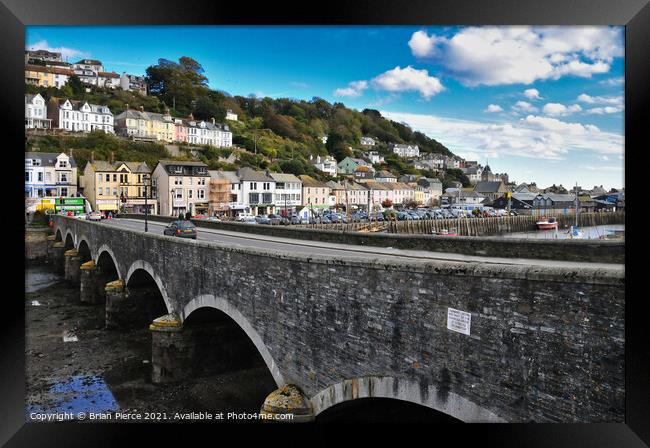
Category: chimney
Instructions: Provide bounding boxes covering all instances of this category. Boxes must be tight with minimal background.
[236,168,240,177]
[109,151,114,164]
[139,105,144,112]
[90,151,95,163]
[188,113,194,120]
[69,148,73,158]
[211,117,215,125]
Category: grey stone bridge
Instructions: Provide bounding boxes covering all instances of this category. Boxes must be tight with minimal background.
[48,215,624,423]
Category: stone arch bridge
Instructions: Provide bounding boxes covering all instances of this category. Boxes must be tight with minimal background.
[47,215,624,423]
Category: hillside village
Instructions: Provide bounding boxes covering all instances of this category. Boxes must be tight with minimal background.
[24,48,624,218]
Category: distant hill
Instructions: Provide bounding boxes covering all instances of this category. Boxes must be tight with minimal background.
[25,56,456,180]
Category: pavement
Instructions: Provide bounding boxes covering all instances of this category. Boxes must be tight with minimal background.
[99,218,623,270]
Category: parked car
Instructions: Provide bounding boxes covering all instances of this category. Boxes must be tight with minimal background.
[290,215,302,225]
[75,213,88,220]
[163,220,197,239]
[87,211,102,221]
[242,216,257,224]
[255,214,271,225]
[236,212,255,221]
[267,214,283,225]
[206,216,221,222]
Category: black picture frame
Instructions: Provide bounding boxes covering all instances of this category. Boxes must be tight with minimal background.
[3,0,646,445]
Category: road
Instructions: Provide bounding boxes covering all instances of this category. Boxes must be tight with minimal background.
[100,218,623,270]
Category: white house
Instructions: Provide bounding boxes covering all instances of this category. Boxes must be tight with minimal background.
[270,173,302,215]
[25,94,51,129]
[237,167,276,215]
[311,155,337,177]
[225,109,238,121]
[72,59,105,85]
[391,144,419,158]
[360,136,375,146]
[48,99,114,133]
[364,151,384,164]
[120,72,147,95]
[25,152,78,211]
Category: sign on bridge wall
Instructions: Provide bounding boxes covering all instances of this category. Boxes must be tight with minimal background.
[447,307,471,335]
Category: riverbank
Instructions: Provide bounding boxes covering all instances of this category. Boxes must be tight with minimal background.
[25,266,277,422]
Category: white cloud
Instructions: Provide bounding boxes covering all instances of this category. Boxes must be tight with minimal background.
[370,66,444,99]
[577,93,623,106]
[512,101,538,113]
[585,106,623,114]
[408,30,447,58]
[577,93,624,114]
[408,26,623,86]
[484,104,503,113]
[583,165,623,172]
[524,88,541,100]
[599,76,624,86]
[380,110,623,162]
[334,80,369,97]
[27,40,88,60]
[542,103,582,116]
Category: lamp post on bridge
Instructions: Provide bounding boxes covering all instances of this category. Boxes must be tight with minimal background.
[143,173,150,233]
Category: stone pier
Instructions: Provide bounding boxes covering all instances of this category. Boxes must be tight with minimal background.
[80,260,107,304]
[150,314,185,384]
[104,279,126,329]
[260,385,315,423]
[149,313,265,384]
[64,249,81,283]
[45,235,56,262]
[50,242,65,275]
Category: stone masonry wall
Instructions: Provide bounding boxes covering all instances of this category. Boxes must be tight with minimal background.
[54,216,624,422]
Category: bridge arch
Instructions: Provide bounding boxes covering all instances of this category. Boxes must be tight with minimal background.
[54,228,63,242]
[76,239,92,263]
[125,260,173,315]
[182,294,285,387]
[310,376,505,423]
[64,230,75,250]
[94,244,122,279]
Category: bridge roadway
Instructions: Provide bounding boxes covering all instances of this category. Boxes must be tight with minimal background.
[104,218,623,270]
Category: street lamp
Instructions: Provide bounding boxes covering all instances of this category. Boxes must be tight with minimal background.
[143,174,150,233]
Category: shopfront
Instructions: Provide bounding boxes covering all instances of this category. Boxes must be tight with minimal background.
[55,197,86,214]
[95,199,119,217]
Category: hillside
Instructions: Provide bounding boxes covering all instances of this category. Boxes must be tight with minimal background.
[26,56,457,181]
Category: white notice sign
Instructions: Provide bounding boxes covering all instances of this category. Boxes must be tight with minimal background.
[447,308,471,335]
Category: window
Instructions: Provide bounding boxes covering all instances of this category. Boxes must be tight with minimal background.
[263,182,270,190]
[188,190,193,199]
[249,193,259,204]
[198,189,205,199]
[113,174,117,182]
[105,174,110,182]
[250,182,257,190]
[59,160,68,168]
[175,177,182,185]
[188,177,193,186]
[98,187,103,195]
[38,172,43,182]
[25,171,30,182]
[60,187,67,196]
[60,173,68,183]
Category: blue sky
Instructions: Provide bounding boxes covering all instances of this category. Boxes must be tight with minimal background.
[27,26,625,189]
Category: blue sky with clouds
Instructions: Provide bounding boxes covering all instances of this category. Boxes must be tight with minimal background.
[27,26,624,189]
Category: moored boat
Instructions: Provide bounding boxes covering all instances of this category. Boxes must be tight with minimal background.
[536,216,558,230]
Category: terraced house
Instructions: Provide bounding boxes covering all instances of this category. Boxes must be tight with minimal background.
[25,152,77,212]
[25,64,74,88]
[81,154,155,217]
[47,98,114,133]
[152,160,210,216]
[113,106,174,142]
[186,117,232,148]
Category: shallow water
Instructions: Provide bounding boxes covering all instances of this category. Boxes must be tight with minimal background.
[502,224,625,240]
[25,266,62,293]
[27,375,119,417]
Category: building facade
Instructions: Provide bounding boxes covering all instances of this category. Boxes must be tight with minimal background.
[270,173,302,215]
[81,158,155,217]
[25,152,78,211]
[153,160,210,216]
[25,94,52,129]
[311,155,337,177]
[48,98,114,133]
[391,144,420,158]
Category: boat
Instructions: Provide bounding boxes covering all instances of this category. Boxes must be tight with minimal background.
[434,227,458,236]
[567,225,584,239]
[536,216,558,230]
